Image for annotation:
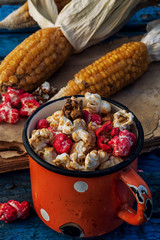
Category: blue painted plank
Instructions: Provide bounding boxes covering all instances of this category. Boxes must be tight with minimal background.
[125,6,160,28]
[0,4,160,239]
[0,33,31,60]
[0,5,19,21]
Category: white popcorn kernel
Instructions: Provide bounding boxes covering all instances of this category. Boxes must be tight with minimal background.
[98,149,110,164]
[85,92,101,113]
[85,92,111,114]
[38,147,57,163]
[87,121,101,132]
[100,100,111,114]
[53,153,71,168]
[113,110,134,131]
[70,141,88,162]
[29,128,54,152]
[72,118,89,143]
[99,156,123,170]
[47,110,64,130]
[73,118,87,131]
[41,81,50,92]
[84,150,100,170]
[72,129,89,143]
[58,116,74,135]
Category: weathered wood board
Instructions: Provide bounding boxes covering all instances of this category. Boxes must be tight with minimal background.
[49,34,160,148]
[0,34,160,173]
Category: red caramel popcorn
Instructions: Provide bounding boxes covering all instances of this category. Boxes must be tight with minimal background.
[0,101,19,124]
[0,87,40,124]
[29,93,137,171]
[0,200,30,223]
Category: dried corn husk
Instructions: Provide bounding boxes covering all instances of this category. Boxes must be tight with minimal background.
[141,19,160,62]
[0,0,71,30]
[28,0,58,28]
[28,0,141,51]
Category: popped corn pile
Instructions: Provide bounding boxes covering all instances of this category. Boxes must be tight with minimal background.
[29,93,137,171]
[0,82,57,124]
[0,87,40,124]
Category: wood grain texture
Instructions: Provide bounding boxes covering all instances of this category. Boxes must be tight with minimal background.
[0,5,160,239]
[0,0,25,6]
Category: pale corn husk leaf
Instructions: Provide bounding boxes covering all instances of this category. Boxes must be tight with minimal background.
[28,0,141,51]
[141,20,160,62]
[28,0,58,28]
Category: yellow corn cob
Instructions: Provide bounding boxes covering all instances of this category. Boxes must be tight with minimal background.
[53,41,149,99]
[0,27,73,93]
[0,0,71,30]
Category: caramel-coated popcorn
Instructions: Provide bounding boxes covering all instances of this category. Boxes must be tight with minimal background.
[113,109,134,131]
[85,92,111,114]
[46,110,64,129]
[29,93,136,171]
[29,128,54,152]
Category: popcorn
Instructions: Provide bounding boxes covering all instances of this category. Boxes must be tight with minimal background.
[84,150,109,171]
[69,161,85,171]
[83,110,102,125]
[29,128,55,152]
[113,109,134,131]
[2,87,24,107]
[47,110,64,130]
[108,130,136,157]
[0,102,19,124]
[57,116,74,135]
[53,153,71,169]
[0,88,40,124]
[87,121,101,132]
[84,92,111,114]
[62,96,83,121]
[53,133,73,154]
[29,93,137,171]
[96,120,112,139]
[19,93,40,117]
[0,200,30,223]
[102,113,113,124]
[38,147,57,163]
[33,81,58,104]
[72,118,89,143]
[36,119,49,129]
[99,156,123,170]
[70,141,88,162]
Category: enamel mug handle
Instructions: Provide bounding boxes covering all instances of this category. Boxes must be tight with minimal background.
[117,168,153,225]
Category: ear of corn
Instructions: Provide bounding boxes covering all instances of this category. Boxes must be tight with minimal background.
[0,0,71,30]
[53,41,149,99]
[0,2,37,29]
[0,27,73,93]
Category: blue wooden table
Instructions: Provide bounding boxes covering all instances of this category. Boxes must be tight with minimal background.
[0,3,160,240]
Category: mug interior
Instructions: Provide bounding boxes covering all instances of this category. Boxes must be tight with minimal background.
[23,95,144,177]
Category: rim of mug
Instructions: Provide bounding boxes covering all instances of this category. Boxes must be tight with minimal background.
[23,95,144,178]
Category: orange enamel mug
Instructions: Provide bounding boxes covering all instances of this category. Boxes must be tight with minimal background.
[23,96,153,238]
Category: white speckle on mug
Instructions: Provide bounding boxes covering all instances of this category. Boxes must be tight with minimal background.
[74,181,88,193]
[40,208,50,221]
